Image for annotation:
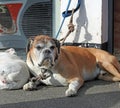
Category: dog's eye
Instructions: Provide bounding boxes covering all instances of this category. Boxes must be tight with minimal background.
[50,46,55,50]
[36,46,42,50]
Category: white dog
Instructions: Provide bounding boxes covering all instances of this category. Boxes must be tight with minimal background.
[0,48,30,90]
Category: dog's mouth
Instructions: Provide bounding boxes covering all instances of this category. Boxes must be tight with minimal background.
[38,57,54,67]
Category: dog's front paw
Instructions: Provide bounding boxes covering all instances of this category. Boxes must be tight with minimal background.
[65,88,77,97]
[23,81,37,91]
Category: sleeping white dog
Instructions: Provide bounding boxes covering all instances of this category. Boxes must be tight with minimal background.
[0,48,30,90]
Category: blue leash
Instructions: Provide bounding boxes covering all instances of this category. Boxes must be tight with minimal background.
[55,0,81,39]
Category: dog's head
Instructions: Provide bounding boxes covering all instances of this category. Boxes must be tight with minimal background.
[27,35,60,68]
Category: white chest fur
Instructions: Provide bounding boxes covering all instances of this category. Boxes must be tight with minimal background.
[82,66,100,81]
[41,73,68,86]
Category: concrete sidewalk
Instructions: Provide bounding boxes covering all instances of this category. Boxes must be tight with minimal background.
[0,80,120,108]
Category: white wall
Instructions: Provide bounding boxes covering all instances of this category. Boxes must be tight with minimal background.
[52,0,61,37]
[59,0,108,44]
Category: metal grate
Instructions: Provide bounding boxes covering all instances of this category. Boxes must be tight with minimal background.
[22,1,52,38]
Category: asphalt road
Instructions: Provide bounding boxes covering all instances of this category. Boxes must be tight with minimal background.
[0,49,120,108]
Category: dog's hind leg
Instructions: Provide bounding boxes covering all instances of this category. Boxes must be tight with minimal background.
[100,62,120,80]
[98,73,120,82]
[112,58,120,73]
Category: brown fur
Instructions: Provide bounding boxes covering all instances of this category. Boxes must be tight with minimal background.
[87,48,120,81]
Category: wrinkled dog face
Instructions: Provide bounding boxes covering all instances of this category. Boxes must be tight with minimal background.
[31,36,60,68]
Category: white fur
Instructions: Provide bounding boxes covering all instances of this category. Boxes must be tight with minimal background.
[41,72,68,86]
[32,42,56,67]
[0,48,30,90]
[65,80,81,96]
[82,67,100,81]
[23,70,68,91]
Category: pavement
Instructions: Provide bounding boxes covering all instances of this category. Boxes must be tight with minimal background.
[0,49,120,108]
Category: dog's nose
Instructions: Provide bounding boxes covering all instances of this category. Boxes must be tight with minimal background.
[38,63,41,67]
[44,49,51,55]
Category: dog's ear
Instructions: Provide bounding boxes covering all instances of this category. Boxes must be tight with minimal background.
[26,38,34,53]
[52,38,60,54]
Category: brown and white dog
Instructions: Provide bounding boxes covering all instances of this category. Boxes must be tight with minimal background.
[23,35,120,96]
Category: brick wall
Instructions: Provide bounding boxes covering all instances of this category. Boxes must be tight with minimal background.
[114,0,120,56]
